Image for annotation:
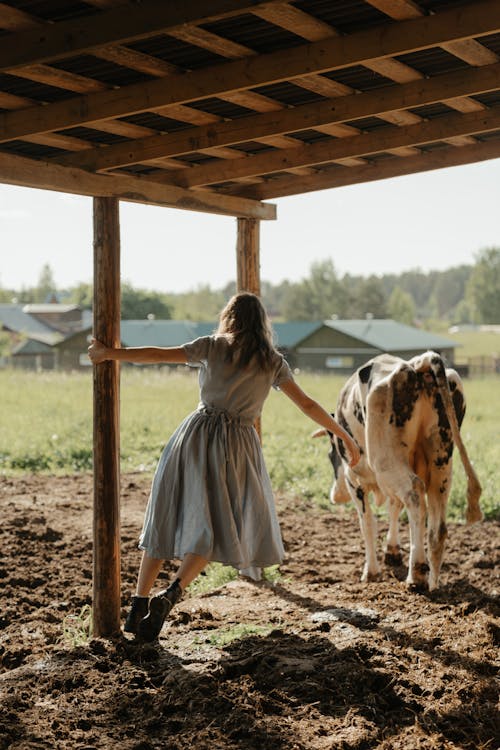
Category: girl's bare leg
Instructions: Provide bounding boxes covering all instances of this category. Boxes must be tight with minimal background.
[135,551,164,597]
[135,551,208,597]
[176,553,209,590]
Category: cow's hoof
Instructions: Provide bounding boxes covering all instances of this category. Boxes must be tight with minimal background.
[384,550,403,567]
[406,579,428,593]
[361,569,381,583]
[406,562,429,591]
[466,506,483,524]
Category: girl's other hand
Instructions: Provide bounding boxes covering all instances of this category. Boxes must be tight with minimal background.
[88,338,109,364]
[346,438,361,468]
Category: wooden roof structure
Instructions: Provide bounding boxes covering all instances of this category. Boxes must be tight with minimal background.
[2,0,499,638]
[1,0,500,216]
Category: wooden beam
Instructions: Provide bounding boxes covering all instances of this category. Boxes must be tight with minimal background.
[2,1,500,143]
[0,151,276,219]
[53,62,500,171]
[233,138,500,200]
[0,0,278,71]
[158,104,500,186]
[92,196,121,638]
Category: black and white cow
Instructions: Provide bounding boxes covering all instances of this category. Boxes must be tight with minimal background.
[315,351,482,591]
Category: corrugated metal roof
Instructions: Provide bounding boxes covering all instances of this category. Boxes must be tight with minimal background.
[324,319,458,351]
[120,320,323,348]
[12,332,63,355]
[272,321,323,347]
[120,320,216,347]
[0,304,55,335]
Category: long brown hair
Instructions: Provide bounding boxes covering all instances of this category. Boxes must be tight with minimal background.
[217,292,276,370]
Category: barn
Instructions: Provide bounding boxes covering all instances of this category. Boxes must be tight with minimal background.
[0,0,498,639]
[290,318,458,372]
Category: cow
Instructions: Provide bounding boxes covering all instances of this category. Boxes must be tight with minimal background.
[314,351,482,591]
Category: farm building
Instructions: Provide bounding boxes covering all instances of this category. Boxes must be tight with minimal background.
[0,302,92,370]
[289,318,458,372]
[0,0,498,638]
[3,312,459,373]
[120,318,458,374]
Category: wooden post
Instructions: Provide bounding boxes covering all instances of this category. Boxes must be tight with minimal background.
[236,217,262,439]
[92,197,121,637]
[236,217,261,297]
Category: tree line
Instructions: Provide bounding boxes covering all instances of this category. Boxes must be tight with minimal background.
[2,247,500,329]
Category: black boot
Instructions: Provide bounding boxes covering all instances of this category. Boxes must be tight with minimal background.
[123,595,149,634]
[137,578,183,642]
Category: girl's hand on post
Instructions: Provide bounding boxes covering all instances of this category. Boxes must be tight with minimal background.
[88,338,109,364]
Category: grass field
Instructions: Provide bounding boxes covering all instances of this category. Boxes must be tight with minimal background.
[0,367,498,520]
[446,329,500,359]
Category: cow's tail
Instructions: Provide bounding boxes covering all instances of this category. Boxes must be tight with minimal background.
[429,355,483,524]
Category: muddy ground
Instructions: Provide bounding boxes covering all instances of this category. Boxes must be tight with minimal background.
[0,473,498,750]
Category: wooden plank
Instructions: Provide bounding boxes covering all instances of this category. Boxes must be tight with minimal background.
[9,64,108,93]
[0,2,45,30]
[151,104,500,186]
[92,195,121,638]
[232,138,500,200]
[92,44,179,76]
[252,3,334,41]
[363,0,423,20]
[53,62,500,171]
[0,151,277,219]
[2,1,500,142]
[442,38,499,66]
[0,0,277,71]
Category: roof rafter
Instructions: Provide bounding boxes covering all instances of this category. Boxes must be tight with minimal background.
[1,0,500,144]
[152,104,500,187]
[230,138,500,200]
[52,62,500,172]
[0,0,280,71]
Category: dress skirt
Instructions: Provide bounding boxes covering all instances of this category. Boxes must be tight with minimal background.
[138,406,285,577]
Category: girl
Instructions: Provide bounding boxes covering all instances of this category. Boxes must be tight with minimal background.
[88,293,359,642]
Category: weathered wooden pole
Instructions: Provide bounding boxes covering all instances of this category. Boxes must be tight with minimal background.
[236,217,261,297]
[92,196,121,637]
[236,217,262,439]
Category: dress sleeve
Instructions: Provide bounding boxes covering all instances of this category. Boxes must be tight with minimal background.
[182,336,211,366]
[272,354,294,389]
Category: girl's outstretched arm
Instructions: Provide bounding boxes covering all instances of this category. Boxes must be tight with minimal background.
[88,338,187,365]
[279,378,360,467]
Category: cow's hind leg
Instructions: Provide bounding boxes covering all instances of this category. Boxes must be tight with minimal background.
[404,475,428,589]
[350,485,380,582]
[380,472,428,588]
[384,496,403,566]
[426,467,451,591]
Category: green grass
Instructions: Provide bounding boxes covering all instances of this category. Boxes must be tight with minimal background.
[447,330,500,359]
[192,622,274,649]
[0,367,498,520]
[61,604,93,648]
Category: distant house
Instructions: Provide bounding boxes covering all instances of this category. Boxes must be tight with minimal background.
[11,332,63,370]
[289,319,458,373]
[0,302,91,370]
[123,318,458,374]
[2,309,459,374]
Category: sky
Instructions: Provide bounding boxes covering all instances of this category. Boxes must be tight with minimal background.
[1,157,499,295]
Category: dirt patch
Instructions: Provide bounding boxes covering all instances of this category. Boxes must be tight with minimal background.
[0,474,498,750]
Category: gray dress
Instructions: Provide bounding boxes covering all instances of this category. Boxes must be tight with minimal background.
[138,335,293,579]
